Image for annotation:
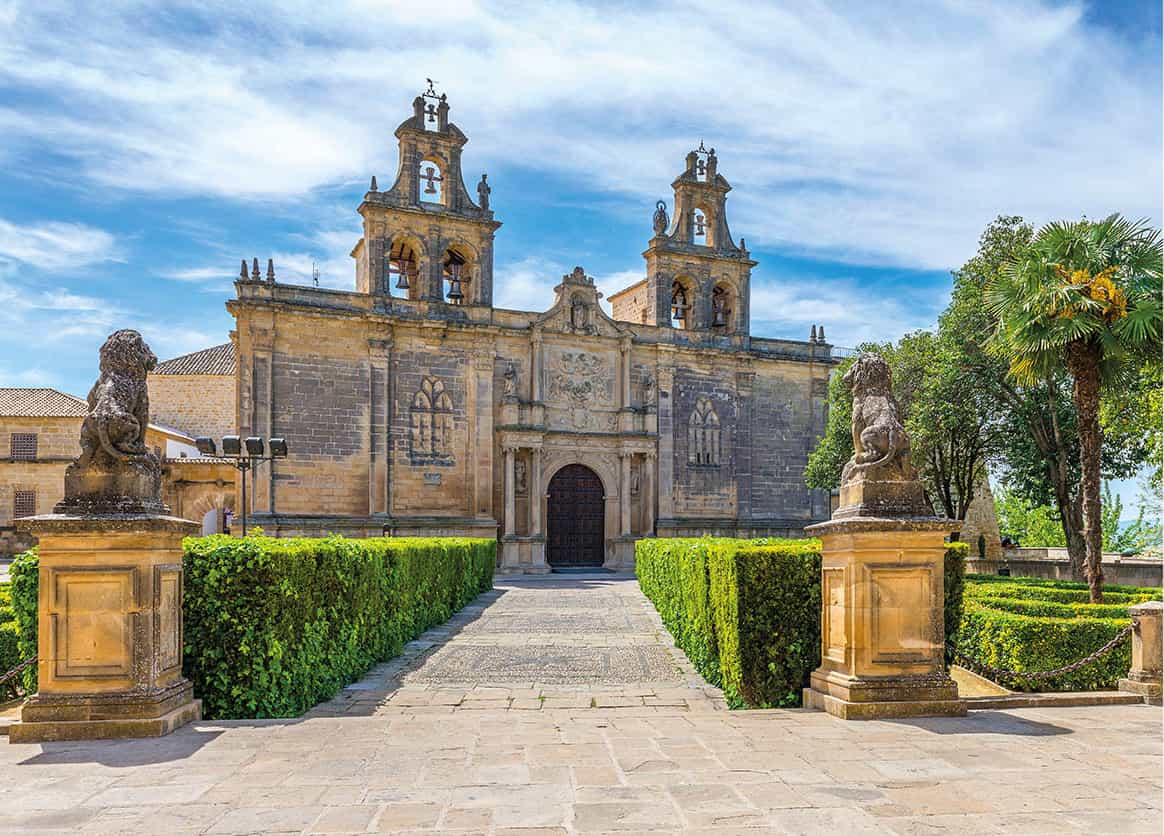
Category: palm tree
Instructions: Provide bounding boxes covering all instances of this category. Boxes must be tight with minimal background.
[986,215,1162,602]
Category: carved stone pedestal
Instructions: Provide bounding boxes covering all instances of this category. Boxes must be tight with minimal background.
[9,514,201,743]
[1119,601,1162,705]
[499,536,550,574]
[802,517,966,720]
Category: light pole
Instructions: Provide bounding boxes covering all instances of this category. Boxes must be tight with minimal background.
[194,435,288,536]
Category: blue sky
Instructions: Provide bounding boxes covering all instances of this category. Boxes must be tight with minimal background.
[0,1,1160,502]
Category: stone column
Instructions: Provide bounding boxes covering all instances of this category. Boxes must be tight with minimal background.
[655,358,676,526]
[530,448,543,535]
[530,328,543,402]
[644,452,657,535]
[1119,601,1162,704]
[502,446,516,538]
[619,336,632,409]
[803,353,965,720]
[619,452,632,537]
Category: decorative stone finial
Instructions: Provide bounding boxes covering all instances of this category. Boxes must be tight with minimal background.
[477,173,490,211]
[810,324,818,342]
[239,259,248,281]
[833,353,933,520]
[55,330,165,515]
[652,200,669,236]
[818,325,825,342]
[370,175,378,192]
[251,258,261,281]
[266,258,275,283]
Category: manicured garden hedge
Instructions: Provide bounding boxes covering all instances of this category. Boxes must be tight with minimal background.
[184,535,494,719]
[637,537,968,708]
[0,581,17,701]
[950,575,1162,691]
[8,537,493,719]
[7,550,38,696]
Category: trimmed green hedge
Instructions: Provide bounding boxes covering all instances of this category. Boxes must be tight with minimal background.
[951,574,1162,691]
[184,535,494,719]
[0,579,17,701]
[8,538,492,718]
[9,551,38,695]
[637,537,968,708]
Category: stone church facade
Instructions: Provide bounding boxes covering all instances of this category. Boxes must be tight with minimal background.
[228,85,834,572]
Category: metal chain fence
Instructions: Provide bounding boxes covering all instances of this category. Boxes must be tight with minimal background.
[948,623,1134,685]
[0,655,37,696]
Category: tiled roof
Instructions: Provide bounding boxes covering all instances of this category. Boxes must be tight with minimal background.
[153,343,236,376]
[0,388,88,417]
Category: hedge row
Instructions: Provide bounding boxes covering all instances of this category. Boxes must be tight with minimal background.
[184,535,494,719]
[7,551,38,696]
[0,582,17,701]
[951,575,1161,691]
[966,583,1156,606]
[8,536,494,719]
[637,538,968,708]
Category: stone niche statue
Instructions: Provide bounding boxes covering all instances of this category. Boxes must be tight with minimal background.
[56,329,167,515]
[652,200,669,236]
[835,352,933,519]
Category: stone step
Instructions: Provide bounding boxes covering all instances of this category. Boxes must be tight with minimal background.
[964,690,1146,710]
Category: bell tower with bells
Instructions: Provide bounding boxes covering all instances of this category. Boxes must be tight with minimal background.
[642,142,754,337]
[355,80,500,307]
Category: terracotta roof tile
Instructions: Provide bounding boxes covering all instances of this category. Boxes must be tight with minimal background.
[153,343,236,376]
[0,388,88,417]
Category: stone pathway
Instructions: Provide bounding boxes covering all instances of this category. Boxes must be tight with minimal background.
[0,574,1161,834]
[309,574,725,716]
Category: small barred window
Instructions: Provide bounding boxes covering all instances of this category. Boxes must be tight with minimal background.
[13,490,36,518]
[10,433,37,460]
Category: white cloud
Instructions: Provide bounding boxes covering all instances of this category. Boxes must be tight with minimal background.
[0,0,1157,273]
[749,275,944,349]
[0,218,120,272]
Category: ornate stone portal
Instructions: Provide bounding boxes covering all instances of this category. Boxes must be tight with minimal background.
[10,330,201,743]
[804,353,966,719]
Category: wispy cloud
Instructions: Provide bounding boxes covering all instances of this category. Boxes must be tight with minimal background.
[0,0,1157,272]
[0,217,120,272]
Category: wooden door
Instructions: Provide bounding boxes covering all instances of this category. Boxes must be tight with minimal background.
[547,464,605,567]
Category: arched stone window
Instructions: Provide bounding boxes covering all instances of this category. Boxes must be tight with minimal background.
[419,158,444,204]
[688,396,721,467]
[712,284,732,329]
[693,209,709,245]
[387,238,421,299]
[443,246,472,304]
[671,280,691,329]
[410,377,454,462]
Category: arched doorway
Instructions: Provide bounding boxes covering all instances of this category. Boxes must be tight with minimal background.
[547,464,605,568]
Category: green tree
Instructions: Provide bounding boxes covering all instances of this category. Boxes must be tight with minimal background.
[986,215,1162,601]
[942,215,1156,586]
[995,485,1065,547]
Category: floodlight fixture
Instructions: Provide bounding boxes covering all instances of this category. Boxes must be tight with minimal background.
[222,435,242,456]
[195,437,217,456]
[244,437,265,457]
[268,438,288,458]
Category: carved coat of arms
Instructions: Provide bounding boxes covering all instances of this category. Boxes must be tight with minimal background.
[547,352,615,430]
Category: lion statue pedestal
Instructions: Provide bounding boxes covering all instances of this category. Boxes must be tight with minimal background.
[10,330,201,743]
[804,353,965,720]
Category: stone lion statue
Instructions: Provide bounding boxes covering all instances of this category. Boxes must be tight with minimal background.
[77,329,158,469]
[841,353,914,482]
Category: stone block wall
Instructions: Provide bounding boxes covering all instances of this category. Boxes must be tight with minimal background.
[148,374,236,440]
[0,416,79,530]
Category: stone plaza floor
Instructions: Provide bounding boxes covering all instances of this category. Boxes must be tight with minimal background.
[1,574,1161,834]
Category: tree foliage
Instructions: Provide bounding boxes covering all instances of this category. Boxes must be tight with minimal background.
[985,215,1162,601]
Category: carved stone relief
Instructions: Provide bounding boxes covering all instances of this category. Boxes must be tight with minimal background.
[545,351,617,431]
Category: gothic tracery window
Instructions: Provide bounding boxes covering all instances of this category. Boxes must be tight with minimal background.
[410,377,454,462]
[688,396,721,467]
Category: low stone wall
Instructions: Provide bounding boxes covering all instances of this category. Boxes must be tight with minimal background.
[969,547,1163,588]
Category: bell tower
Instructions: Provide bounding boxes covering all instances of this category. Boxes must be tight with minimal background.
[642,143,754,335]
[354,80,500,306]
